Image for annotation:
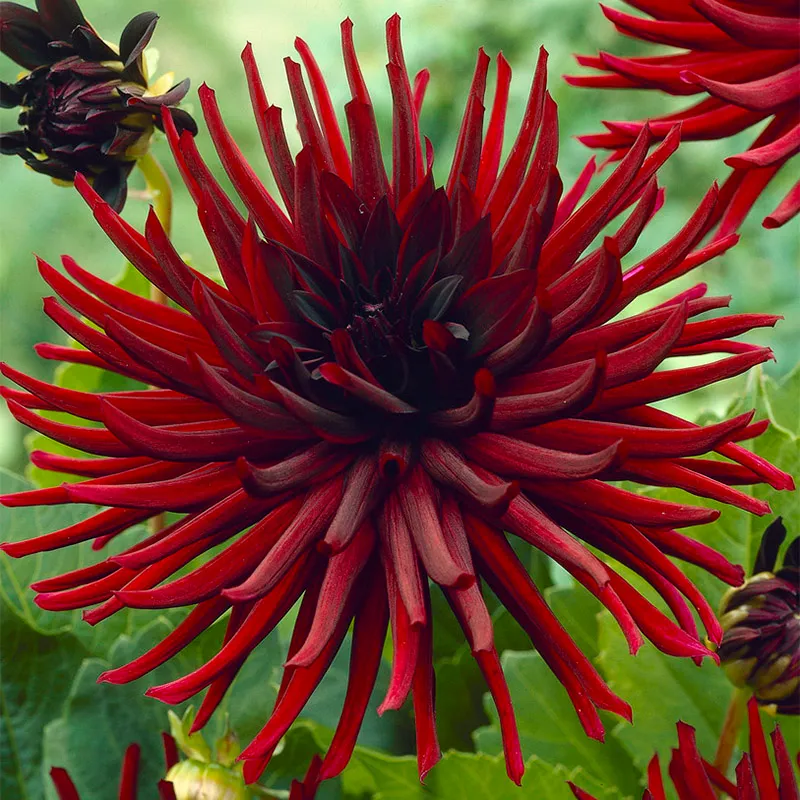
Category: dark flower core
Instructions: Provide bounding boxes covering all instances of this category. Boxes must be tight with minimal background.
[0,1,196,209]
[0,14,793,791]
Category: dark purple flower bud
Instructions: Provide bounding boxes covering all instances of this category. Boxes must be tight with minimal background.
[0,1,196,210]
[719,517,800,714]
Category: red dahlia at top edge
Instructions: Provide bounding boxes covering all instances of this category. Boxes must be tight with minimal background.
[567,0,800,236]
[0,13,794,791]
[570,698,800,800]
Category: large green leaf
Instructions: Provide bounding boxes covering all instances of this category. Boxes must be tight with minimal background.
[299,637,415,755]
[755,361,800,439]
[349,747,611,800]
[598,609,800,790]
[598,613,731,773]
[749,365,800,537]
[40,615,227,799]
[0,599,90,800]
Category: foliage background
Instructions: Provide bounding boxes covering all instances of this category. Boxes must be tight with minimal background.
[0,1,798,798]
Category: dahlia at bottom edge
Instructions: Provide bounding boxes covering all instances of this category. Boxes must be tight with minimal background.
[0,13,793,792]
[570,698,800,800]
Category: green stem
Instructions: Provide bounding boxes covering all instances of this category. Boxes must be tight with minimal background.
[713,687,748,789]
[137,151,173,306]
[138,150,173,235]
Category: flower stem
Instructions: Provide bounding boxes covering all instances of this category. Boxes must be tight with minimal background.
[713,687,748,785]
[138,152,173,534]
[137,151,172,304]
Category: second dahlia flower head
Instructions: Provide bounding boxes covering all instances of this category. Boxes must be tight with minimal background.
[0,13,794,791]
[568,0,800,235]
[0,0,197,210]
[719,517,800,714]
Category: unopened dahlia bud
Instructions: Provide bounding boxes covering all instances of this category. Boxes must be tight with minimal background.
[166,710,248,800]
[0,0,196,209]
[167,761,248,800]
[719,517,799,714]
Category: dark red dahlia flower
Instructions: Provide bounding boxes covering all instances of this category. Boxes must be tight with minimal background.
[0,0,196,210]
[720,517,800,714]
[570,697,799,800]
[1,15,794,789]
[50,739,178,800]
[567,0,800,235]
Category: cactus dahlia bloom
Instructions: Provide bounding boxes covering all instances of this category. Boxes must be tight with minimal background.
[567,0,800,235]
[570,697,800,800]
[0,0,196,210]
[0,14,794,789]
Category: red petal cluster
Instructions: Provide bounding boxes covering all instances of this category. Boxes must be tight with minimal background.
[1,15,793,789]
[570,698,800,800]
[50,738,178,800]
[567,0,800,234]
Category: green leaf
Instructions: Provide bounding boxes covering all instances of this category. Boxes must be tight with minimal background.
[349,747,609,799]
[41,615,225,799]
[0,599,89,800]
[434,654,489,751]
[757,361,800,438]
[593,363,800,786]
[299,637,414,755]
[598,611,730,773]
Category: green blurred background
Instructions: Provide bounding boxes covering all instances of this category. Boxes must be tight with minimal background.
[1,0,798,474]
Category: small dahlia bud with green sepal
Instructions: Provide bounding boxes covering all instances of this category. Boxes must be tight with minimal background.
[166,709,291,800]
[719,517,800,714]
